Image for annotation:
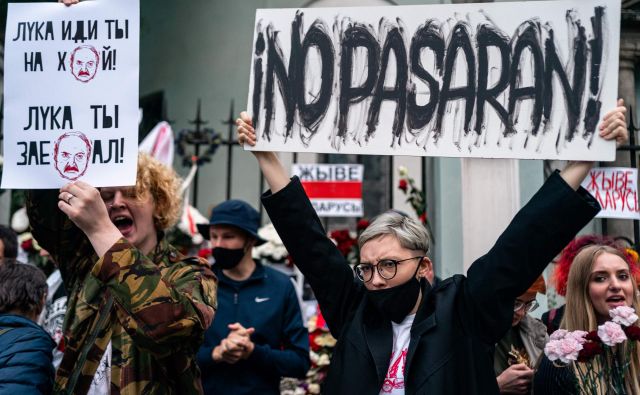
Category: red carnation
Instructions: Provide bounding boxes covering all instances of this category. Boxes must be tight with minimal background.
[21,238,33,252]
[398,179,408,192]
[357,219,370,231]
[286,255,295,268]
[624,325,640,341]
[585,331,600,342]
[336,239,356,257]
[330,230,351,242]
[419,212,427,224]
[309,332,321,352]
[197,248,211,259]
[577,342,604,362]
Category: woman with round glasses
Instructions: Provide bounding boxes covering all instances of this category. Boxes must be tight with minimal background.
[494,276,547,395]
[236,101,627,394]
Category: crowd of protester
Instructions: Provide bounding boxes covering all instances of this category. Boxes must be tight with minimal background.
[0,101,635,395]
[0,3,636,391]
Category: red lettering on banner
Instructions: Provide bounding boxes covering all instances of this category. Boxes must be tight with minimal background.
[300,181,362,199]
[586,168,640,218]
[587,170,601,191]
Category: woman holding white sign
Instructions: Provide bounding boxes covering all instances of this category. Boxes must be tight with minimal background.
[236,100,627,394]
[26,153,218,394]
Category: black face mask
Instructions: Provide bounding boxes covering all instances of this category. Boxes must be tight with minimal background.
[368,274,422,324]
[212,247,246,270]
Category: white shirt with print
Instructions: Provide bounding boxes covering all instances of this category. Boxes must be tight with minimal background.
[379,313,415,395]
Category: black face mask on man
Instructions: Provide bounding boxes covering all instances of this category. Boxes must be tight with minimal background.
[367,264,423,323]
[212,247,246,270]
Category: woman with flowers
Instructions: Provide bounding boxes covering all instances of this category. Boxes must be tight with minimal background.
[534,245,640,394]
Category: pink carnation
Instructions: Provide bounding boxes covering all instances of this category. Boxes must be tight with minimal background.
[544,337,583,363]
[568,330,588,344]
[549,329,569,341]
[548,329,587,344]
[609,306,639,327]
[597,321,627,346]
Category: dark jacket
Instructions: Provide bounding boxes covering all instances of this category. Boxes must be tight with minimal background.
[262,173,599,395]
[0,313,56,394]
[197,263,310,395]
[541,305,566,335]
[533,355,577,394]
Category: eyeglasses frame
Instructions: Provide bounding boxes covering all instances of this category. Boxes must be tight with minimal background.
[354,256,424,283]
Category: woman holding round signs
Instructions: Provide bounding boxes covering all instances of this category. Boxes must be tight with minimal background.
[237,100,627,394]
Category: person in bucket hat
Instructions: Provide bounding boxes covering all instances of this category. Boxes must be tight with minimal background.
[196,200,309,395]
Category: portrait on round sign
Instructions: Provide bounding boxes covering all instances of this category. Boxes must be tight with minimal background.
[70,45,99,83]
[53,131,92,181]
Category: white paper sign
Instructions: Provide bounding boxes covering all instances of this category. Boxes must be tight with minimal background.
[292,163,364,217]
[582,167,640,220]
[2,0,139,189]
[246,0,620,161]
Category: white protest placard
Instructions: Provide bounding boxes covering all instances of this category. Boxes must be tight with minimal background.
[582,167,640,220]
[246,0,620,161]
[292,163,364,217]
[2,0,139,189]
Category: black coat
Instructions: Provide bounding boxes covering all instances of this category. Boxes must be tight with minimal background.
[262,172,599,394]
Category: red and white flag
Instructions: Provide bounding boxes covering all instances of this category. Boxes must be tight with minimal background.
[292,164,364,217]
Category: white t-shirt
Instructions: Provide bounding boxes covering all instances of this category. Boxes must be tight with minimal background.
[88,341,112,395]
[379,314,415,395]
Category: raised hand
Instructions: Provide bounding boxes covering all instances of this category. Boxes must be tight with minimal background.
[58,181,121,256]
[599,98,628,146]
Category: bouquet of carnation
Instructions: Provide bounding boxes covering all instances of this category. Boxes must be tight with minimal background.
[544,306,640,394]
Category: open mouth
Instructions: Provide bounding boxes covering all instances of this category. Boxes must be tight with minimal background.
[112,216,134,234]
[606,295,627,306]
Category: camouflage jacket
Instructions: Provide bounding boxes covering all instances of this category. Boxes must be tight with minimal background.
[27,191,218,395]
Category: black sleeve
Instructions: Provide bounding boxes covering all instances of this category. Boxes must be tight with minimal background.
[461,171,599,343]
[533,355,578,395]
[26,190,95,292]
[262,177,365,337]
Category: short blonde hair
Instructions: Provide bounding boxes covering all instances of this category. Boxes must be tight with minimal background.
[135,153,182,230]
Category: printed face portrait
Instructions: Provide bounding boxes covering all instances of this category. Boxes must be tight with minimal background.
[70,45,99,83]
[53,132,92,181]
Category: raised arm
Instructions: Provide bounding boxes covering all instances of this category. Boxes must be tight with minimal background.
[462,101,628,343]
[237,112,364,336]
[237,112,289,194]
[559,99,627,189]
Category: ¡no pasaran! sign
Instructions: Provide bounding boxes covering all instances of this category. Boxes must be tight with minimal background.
[246,0,620,161]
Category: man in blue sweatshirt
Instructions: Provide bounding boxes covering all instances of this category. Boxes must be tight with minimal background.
[196,200,310,395]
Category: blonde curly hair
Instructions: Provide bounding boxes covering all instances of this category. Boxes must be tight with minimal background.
[135,153,182,230]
